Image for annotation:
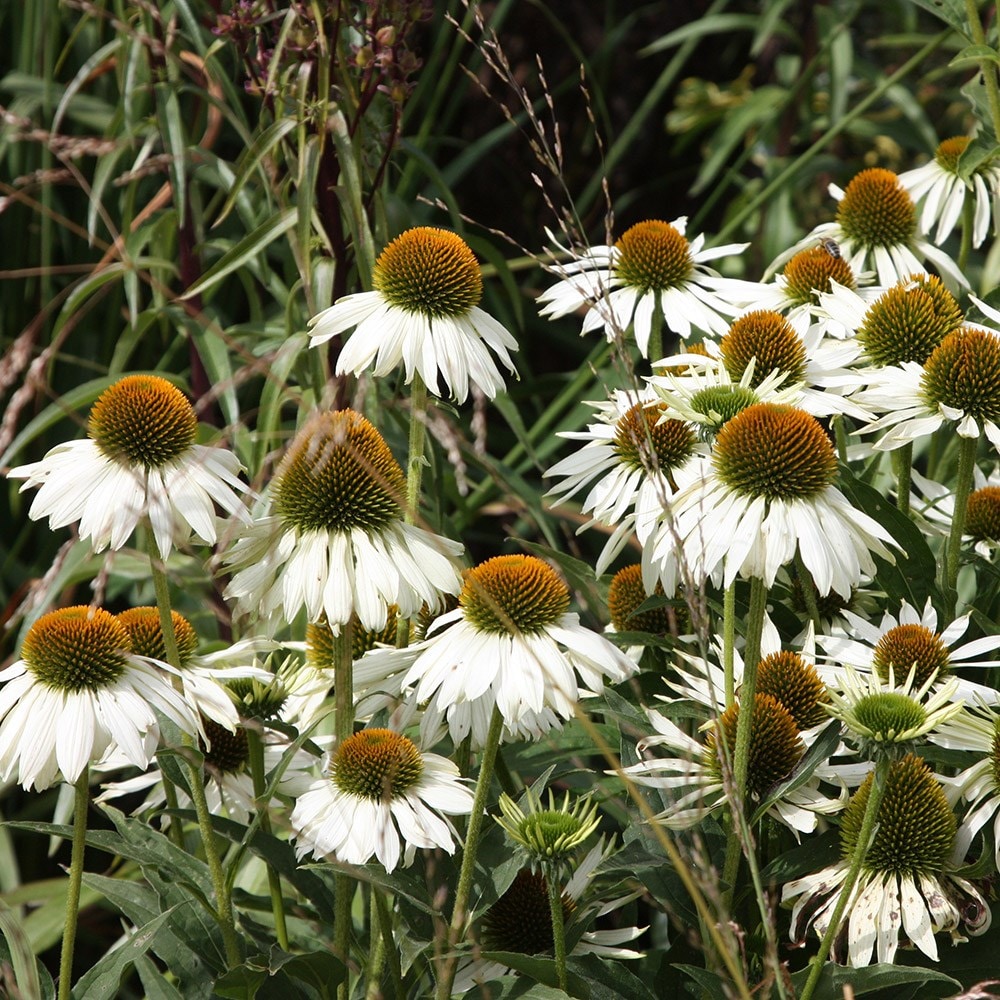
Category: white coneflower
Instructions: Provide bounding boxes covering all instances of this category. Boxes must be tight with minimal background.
[309,227,518,402]
[8,375,252,558]
[398,555,637,745]
[223,409,464,632]
[772,168,968,291]
[642,403,897,598]
[538,218,750,354]
[784,754,991,966]
[899,136,1000,248]
[0,606,198,791]
[289,728,473,872]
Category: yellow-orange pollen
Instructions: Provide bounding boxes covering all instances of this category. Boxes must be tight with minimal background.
[88,375,197,468]
[614,220,693,291]
[782,246,856,304]
[836,168,916,248]
[21,606,131,693]
[373,227,482,317]
[713,403,837,501]
[117,607,198,666]
[935,136,971,174]
[460,554,570,635]
[332,728,423,799]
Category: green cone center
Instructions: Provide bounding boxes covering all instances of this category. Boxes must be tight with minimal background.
[921,328,1000,427]
[841,754,955,874]
[273,409,406,534]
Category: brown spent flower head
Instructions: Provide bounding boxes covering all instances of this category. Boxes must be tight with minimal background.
[480,868,574,954]
[88,375,197,469]
[201,717,250,774]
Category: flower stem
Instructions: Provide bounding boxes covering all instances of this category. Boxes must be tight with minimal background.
[545,866,569,993]
[959,194,975,274]
[246,727,289,950]
[722,580,736,707]
[793,552,822,633]
[799,757,890,1000]
[144,529,241,968]
[721,575,767,895]
[892,442,912,516]
[57,767,89,1000]
[435,706,504,1000]
[405,373,429,524]
[964,0,1000,141]
[333,620,356,1000]
[943,434,979,617]
[369,887,404,998]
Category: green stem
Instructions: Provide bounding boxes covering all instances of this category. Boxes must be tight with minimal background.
[405,374,429,524]
[721,575,768,895]
[247,727,289,950]
[370,888,404,999]
[144,530,241,968]
[831,414,849,466]
[943,434,979,617]
[435,706,504,1000]
[958,193,975,275]
[722,581,737,707]
[715,31,951,245]
[892,442,912,516]
[799,757,890,1000]
[546,866,568,994]
[333,620,356,1000]
[57,768,89,1000]
[793,552,822,633]
[965,0,1000,141]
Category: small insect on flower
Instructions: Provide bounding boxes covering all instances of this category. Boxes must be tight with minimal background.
[819,238,841,259]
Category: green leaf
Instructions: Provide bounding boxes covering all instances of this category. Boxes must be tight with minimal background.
[212,964,268,1000]
[481,952,585,995]
[272,950,346,999]
[180,209,297,300]
[640,14,763,55]
[216,117,296,226]
[72,903,187,1000]
[788,961,960,999]
[135,955,186,1000]
[751,720,842,825]
[0,897,43,1000]
[950,43,1000,70]
[566,954,659,1000]
[908,0,971,33]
